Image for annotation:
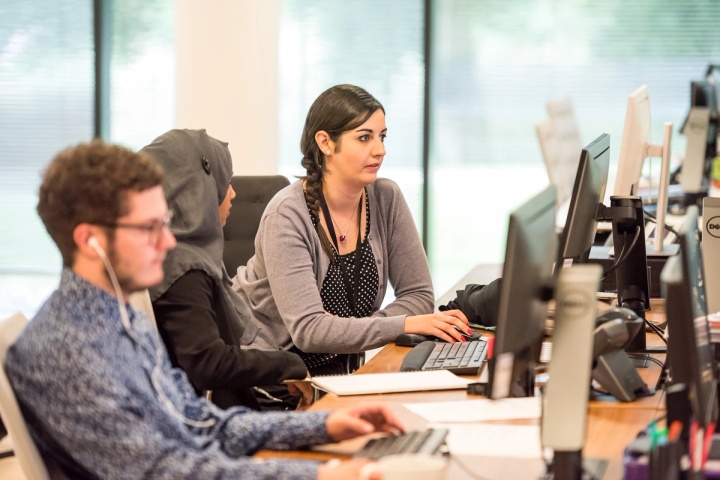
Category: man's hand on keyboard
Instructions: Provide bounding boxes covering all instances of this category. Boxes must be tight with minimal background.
[403,309,472,343]
[326,403,404,442]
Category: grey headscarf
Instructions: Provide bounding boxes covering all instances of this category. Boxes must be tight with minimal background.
[143,129,257,344]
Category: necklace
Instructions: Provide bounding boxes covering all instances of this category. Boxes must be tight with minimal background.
[328,200,360,244]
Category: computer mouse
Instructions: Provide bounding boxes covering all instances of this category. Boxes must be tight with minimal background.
[457,327,482,341]
[468,331,483,341]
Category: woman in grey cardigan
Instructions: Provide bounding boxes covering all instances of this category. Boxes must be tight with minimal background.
[234,84,471,375]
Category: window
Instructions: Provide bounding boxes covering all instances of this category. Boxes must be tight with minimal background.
[0,1,93,317]
[428,0,720,292]
[107,0,175,150]
[278,0,425,226]
[0,0,174,318]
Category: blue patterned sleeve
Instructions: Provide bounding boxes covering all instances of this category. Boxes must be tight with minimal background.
[6,289,334,479]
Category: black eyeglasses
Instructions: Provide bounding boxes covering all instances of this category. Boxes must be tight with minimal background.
[98,211,173,246]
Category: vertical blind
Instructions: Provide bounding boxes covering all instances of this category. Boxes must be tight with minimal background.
[0,1,94,274]
[1,1,719,313]
[277,0,426,226]
[427,0,720,291]
[0,0,173,318]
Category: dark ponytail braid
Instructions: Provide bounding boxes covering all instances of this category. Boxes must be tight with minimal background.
[301,152,337,263]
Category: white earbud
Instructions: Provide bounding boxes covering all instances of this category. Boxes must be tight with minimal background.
[88,236,105,255]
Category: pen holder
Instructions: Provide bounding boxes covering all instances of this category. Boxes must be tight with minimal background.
[623,434,682,480]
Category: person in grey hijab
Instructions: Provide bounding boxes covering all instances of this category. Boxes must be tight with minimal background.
[144,129,309,411]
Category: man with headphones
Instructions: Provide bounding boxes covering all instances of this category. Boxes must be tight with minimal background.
[5,139,402,479]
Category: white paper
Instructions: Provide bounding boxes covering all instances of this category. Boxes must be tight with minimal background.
[403,396,541,423]
[440,423,543,459]
[311,370,472,396]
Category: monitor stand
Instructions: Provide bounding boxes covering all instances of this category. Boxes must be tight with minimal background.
[542,452,608,480]
[598,196,667,355]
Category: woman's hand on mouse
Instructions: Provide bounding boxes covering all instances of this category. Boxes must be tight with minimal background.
[403,309,472,343]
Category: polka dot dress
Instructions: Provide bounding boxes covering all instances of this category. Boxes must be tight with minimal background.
[299,191,379,372]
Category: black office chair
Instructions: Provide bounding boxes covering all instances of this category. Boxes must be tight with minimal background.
[222,175,290,275]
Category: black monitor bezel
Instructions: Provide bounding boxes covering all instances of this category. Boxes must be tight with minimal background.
[663,206,718,428]
[490,186,557,399]
[557,133,610,266]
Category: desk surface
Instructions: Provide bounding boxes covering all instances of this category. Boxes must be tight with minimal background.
[257,336,665,478]
[256,265,668,479]
[1,264,666,479]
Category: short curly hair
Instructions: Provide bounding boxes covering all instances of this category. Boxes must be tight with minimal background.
[37,139,164,266]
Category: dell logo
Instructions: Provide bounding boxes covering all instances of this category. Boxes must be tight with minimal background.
[707,216,720,239]
[558,290,591,318]
[689,120,708,131]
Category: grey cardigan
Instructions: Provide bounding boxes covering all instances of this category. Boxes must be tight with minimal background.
[233,178,434,353]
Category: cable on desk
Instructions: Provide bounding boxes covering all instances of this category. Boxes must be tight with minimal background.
[627,353,666,369]
[645,318,667,343]
[644,210,680,238]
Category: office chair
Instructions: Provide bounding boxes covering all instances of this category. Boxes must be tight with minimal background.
[222,175,290,276]
[0,312,50,480]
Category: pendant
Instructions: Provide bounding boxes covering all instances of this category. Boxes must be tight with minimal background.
[339,234,347,244]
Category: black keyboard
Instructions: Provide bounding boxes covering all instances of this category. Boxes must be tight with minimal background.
[400,339,487,375]
[353,428,449,460]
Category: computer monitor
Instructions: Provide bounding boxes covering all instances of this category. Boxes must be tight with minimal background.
[680,79,718,195]
[489,186,557,399]
[537,98,583,207]
[556,133,610,266]
[614,85,651,198]
[662,206,718,430]
[613,85,673,256]
[691,79,719,125]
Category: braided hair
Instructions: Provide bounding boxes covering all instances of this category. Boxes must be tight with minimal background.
[300,84,385,262]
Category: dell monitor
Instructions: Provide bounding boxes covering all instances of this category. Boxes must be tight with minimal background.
[661,206,718,473]
[663,206,716,425]
[680,79,718,196]
[536,98,583,207]
[489,186,557,399]
[556,133,610,267]
[613,85,674,256]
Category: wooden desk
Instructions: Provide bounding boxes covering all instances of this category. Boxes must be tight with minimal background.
[257,334,666,479]
[257,265,668,479]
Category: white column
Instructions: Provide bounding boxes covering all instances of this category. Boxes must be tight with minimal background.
[175,0,279,175]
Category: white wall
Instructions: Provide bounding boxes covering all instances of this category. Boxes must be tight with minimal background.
[175,0,279,175]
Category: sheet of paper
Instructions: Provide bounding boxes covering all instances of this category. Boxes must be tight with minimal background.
[311,370,472,396]
[403,396,541,423]
[439,423,543,459]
